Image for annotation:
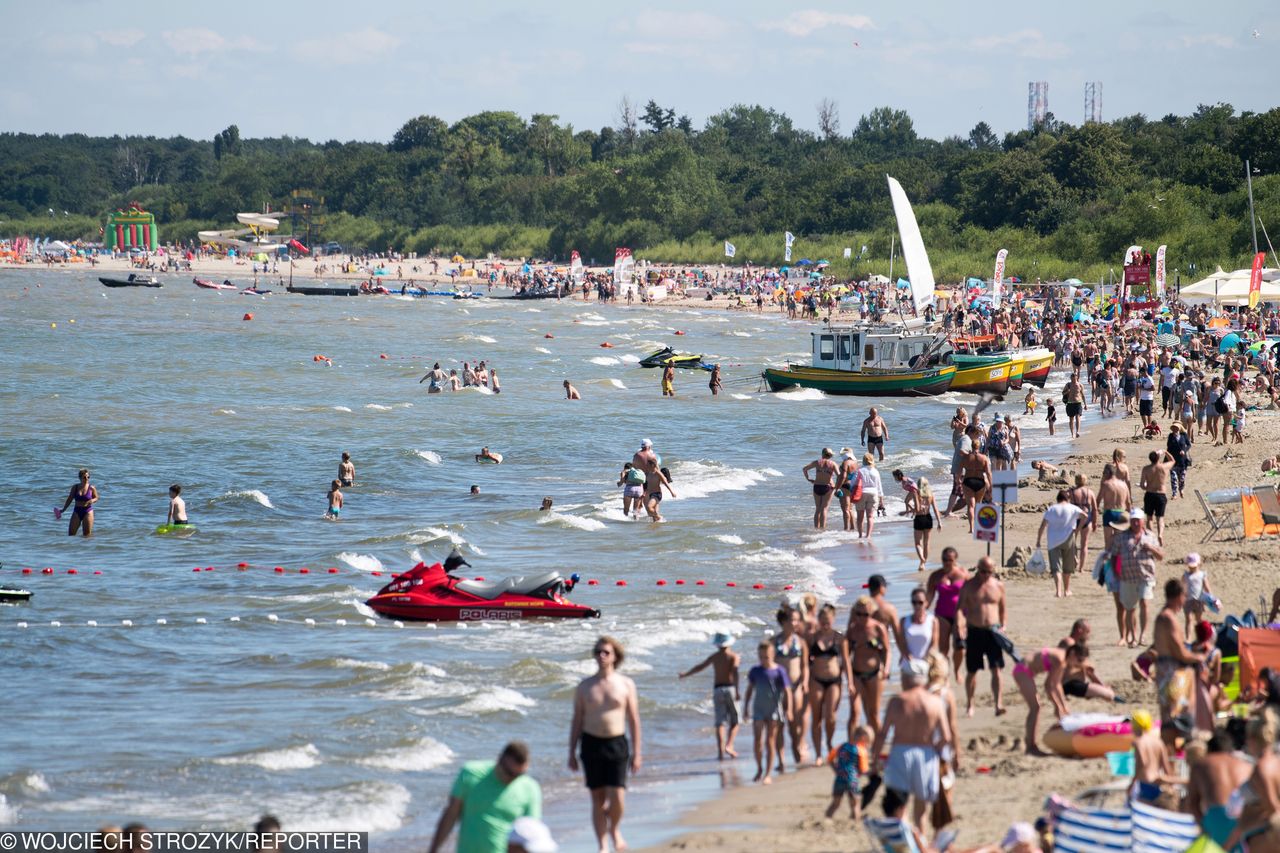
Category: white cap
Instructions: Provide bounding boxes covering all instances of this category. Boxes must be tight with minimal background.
[509,817,558,853]
[901,658,930,684]
[640,438,652,448]
[1129,508,1146,520]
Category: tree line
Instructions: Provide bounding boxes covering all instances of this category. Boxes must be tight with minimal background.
[1,98,1276,281]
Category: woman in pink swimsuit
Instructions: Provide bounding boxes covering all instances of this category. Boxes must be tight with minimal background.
[926,547,970,679]
[1012,644,1087,755]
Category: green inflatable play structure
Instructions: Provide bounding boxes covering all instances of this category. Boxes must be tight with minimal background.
[105,202,158,251]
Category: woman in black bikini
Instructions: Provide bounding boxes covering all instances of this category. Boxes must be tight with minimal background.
[59,468,98,537]
[808,604,847,764]
[802,448,839,530]
[844,596,890,740]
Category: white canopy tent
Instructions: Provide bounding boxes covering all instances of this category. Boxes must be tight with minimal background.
[1179,267,1280,305]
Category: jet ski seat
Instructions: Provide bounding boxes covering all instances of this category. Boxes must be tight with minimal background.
[455,572,565,600]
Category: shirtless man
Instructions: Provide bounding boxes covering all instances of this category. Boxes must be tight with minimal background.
[570,636,642,853]
[1152,579,1204,750]
[1186,731,1253,845]
[868,659,951,836]
[678,633,740,760]
[475,447,503,464]
[661,363,675,397]
[861,407,889,461]
[1139,450,1176,546]
[867,574,902,662]
[957,432,992,533]
[338,452,355,487]
[564,380,582,400]
[802,448,839,529]
[1112,448,1133,494]
[1097,463,1131,549]
[959,557,1007,717]
[1063,375,1086,438]
[638,450,675,523]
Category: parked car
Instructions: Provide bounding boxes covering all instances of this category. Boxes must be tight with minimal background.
[322,241,344,255]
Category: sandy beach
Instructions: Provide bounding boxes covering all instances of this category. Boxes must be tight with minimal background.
[639,396,1280,852]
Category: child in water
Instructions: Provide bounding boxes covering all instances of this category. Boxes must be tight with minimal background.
[826,725,871,819]
[1046,400,1058,436]
[741,640,792,784]
[167,484,190,527]
[1024,388,1038,415]
[326,480,343,519]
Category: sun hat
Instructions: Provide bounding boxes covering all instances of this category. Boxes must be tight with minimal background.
[509,817,558,853]
[1001,823,1037,850]
[711,632,735,648]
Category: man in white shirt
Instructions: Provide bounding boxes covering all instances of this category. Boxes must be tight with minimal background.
[1036,489,1087,598]
[1137,369,1156,429]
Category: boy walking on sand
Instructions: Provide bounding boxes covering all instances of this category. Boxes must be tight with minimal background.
[826,725,871,819]
[678,633,740,759]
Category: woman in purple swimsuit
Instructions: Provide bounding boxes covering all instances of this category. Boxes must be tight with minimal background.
[59,468,98,537]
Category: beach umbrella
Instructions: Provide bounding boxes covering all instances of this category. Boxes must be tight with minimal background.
[451,254,465,263]
[816,259,830,266]
[1219,332,1240,353]
[1064,278,1083,285]
[1155,333,1180,348]
[797,259,813,265]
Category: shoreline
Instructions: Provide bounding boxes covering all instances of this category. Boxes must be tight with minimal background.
[636,390,1280,852]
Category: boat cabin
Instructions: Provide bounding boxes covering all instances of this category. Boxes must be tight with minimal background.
[810,322,944,371]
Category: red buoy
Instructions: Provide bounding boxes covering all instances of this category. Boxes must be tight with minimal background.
[726,582,737,587]
[299,568,310,574]
[274,567,285,573]
[328,568,339,574]
[616,580,627,586]
[371,571,382,577]
[587,579,599,585]
[42,568,53,575]
[695,580,706,586]
[67,569,78,575]
[243,313,253,321]
[192,567,201,572]
[752,584,764,589]
[783,584,794,590]
[656,580,667,586]
[544,333,554,339]
[675,579,686,585]
[237,562,249,568]
[380,353,388,359]
[21,568,32,574]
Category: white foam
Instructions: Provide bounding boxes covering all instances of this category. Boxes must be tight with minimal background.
[524,308,543,313]
[413,450,442,465]
[336,553,384,574]
[0,794,15,825]
[667,460,778,500]
[577,312,608,322]
[211,744,320,771]
[331,657,391,672]
[739,547,840,599]
[364,403,392,411]
[535,347,552,354]
[774,387,826,401]
[619,353,640,363]
[731,393,753,400]
[275,782,411,834]
[538,512,606,532]
[801,531,861,550]
[356,737,455,772]
[332,405,353,413]
[364,677,470,702]
[462,334,497,344]
[213,408,236,415]
[607,378,627,389]
[589,356,620,366]
[420,527,465,546]
[17,773,50,795]
[727,330,752,337]
[454,686,537,715]
[219,489,274,508]
[714,534,745,546]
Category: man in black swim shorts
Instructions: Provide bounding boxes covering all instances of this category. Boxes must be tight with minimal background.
[570,636,642,853]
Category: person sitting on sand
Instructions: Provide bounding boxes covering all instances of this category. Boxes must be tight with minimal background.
[563,380,581,400]
[1031,459,1064,483]
[678,633,741,761]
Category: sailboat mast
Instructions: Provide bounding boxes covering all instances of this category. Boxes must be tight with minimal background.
[889,233,895,282]
[1247,159,1259,255]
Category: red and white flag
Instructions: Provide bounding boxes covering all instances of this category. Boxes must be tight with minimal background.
[1249,251,1266,309]
[1154,245,1166,298]
[993,249,1008,309]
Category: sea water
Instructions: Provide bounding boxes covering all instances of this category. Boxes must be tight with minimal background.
[0,270,1065,848]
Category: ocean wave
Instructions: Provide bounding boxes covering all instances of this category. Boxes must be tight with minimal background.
[364,404,392,411]
[739,547,839,598]
[274,782,411,834]
[461,334,497,344]
[618,353,640,363]
[364,677,470,703]
[589,356,620,366]
[535,346,551,354]
[0,794,15,825]
[667,460,778,500]
[216,489,274,509]
[577,312,609,322]
[332,406,353,413]
[356,737,454,772]
[731,393,754,400]
[538,511,606,532]
[0,772,49,798]
[213,408,236,415]
[773,387,826,401]
[413,449,442,465]
[454,686,537,716]
[211,744,320,771]
[713,534,745,546]
[336,552,384,574]
[800,531,861,550]
[623,617,755,659]
[727,330,753,337]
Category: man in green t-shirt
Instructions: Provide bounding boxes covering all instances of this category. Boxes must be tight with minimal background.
[429,741,542,853]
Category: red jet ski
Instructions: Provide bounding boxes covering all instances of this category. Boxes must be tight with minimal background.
[193,277,237,290]
[366,559,599,622]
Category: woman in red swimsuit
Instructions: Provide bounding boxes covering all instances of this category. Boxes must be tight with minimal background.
[1012,644,1088,755]
[926,547,970,680]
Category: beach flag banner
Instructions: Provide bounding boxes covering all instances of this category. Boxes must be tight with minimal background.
[724,241,736,258]
[1154,245,1167,298]
[993,248,1009,309]
[613,247,634,286]
[785,231,795,263]
[1249,251,1266,309]
[843,247,852,259]
[570,250,583,279]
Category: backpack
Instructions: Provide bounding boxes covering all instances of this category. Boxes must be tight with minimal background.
[1214,393,1229,415]
[624,468,645,486]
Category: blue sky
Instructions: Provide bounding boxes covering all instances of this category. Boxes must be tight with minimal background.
[4,0,1274,142]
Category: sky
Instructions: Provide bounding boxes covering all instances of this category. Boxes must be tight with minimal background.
[3,0,1275,143]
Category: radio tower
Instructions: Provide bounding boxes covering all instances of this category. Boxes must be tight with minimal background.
[1084,82,1102,124]
[1028,81,1048,130]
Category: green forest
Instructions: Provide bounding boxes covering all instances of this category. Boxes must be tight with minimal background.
[2,101,1277,283]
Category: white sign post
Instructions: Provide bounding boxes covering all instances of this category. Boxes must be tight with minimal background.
[990,469,1019,565]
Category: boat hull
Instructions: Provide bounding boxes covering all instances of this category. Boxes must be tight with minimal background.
[99,277,161,288]
[286,285,359,296]
[763,365,955,397]
[949,355,1013,395]
[366,594,599,622]
[1019,350,1054,388]
[1007,355,1026,390]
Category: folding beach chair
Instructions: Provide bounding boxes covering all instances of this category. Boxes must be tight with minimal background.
[1255,485,1280,526]
[864,817,924,853]
[1195,490,1240,543]
[1241,493,1280,540]
[1053,805,1131,853]
[1130,800,1201,853]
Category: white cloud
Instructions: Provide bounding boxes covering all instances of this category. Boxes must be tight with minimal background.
[970,29,1069,60]
[161,28,263,56]
[761,10,875,38]
[98,29,145,48]
[292,28,401,64]
[1177,33,1236,49]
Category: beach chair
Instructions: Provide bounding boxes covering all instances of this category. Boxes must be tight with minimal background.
[864,817,924,853]
[1052,805,1131,853]
[1255,485,1280,526]
[1195,490,1240,543]
[1130,800,1201,853]
[1241,493,1280,540]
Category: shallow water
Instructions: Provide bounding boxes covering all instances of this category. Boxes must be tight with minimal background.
[0,271,1065,848]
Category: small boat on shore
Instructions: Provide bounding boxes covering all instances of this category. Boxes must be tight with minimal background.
[948,352,1014,395]
[193,277,237,290]
[100,274,161,288]
[1018,347,1054,388]
[640,347,711,371]
[286,285,360,296]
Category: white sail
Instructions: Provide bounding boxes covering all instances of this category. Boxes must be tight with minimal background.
[886,176,935,316]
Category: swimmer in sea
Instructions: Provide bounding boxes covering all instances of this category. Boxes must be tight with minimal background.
[419,362,446,394]
[338,452,355,487]
[540,497,554,512]
[490,368,501,394]
[326,479,343,519]
[475,447,503,464]
[470,485,480,495]
[59,468,98,537]
[166,484,190,527]
[447,369,462,391]
[564,380,581,400]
